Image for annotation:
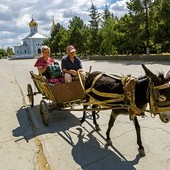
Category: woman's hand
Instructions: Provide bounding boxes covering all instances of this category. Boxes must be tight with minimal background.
[69,70,77,76]
[38,65,47,74]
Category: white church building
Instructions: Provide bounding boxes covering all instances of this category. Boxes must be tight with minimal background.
[13,18,46,58]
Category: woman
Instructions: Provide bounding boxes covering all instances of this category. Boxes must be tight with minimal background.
[34,46,64,84]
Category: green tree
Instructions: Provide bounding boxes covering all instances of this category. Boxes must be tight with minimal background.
[116,14,132,54]
[67,16,87,54]
[42,0,170,56]
[88,2,101,54]
[6,47,14,56]
[102,4,112,21]
[100,15,119,55]
[0,48,6,58]
[43,18,67,55]
[154,0,170,52]
[51,22,66,54]
[126,0,156,54]
[0,50,3,59]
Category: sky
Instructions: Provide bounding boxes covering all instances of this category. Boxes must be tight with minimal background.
[0,0,130,49]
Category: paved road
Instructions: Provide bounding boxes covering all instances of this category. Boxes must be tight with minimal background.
[0,58,170,170]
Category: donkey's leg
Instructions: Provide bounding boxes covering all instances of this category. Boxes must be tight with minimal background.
[106,110,118,146]
[80,95,90,124]
[133,116,146,157]
[92,105,101,131]
[80,105,87,124]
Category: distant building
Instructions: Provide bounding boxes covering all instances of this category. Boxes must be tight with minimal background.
[13,18,46,57]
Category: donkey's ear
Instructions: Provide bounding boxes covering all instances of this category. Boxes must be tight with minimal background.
[141,64,160,82]
[165,70,170,80]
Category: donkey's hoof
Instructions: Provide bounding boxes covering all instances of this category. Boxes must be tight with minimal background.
[95,125,101,131]
[106,140,112,146]
[138,148,146,157]
[78,120,83,126]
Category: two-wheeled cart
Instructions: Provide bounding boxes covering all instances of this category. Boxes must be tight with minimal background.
[27,71,89,126]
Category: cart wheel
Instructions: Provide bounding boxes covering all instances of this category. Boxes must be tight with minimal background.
[27,84,34,107]
[40,100,49,126]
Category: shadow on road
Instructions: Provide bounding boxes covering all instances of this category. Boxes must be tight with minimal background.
[71,128,140,170]
[13,105,141,169]
[12,105,79,141]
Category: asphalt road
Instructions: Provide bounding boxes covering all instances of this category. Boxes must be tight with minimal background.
[0,58,170,170]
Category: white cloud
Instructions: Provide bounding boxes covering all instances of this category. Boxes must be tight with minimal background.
[0,4,8,12]
[109,0,130,18]
[0,0,129,49]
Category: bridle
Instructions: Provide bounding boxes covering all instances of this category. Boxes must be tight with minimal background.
[148,79,170,116]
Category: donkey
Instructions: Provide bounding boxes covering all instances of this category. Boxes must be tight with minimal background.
[80,64,170,156]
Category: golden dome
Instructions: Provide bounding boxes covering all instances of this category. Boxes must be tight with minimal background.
[29,18,38,27]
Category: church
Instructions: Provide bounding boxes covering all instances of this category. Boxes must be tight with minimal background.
[13,18,46,57]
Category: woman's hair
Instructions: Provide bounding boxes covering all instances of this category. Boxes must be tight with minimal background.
[41,46,50,53]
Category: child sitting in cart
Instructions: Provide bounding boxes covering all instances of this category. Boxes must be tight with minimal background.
[34,46,64,84]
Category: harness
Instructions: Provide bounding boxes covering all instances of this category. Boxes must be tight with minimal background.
[84,73,170,117]
[85,73,125,105]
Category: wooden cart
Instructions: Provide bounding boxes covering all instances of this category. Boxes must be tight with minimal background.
[27,71,86,126]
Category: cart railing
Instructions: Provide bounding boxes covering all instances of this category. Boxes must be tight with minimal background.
[29,71,86,106]
[30,71,56,102]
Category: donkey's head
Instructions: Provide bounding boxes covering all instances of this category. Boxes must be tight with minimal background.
[142,64,170,123]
